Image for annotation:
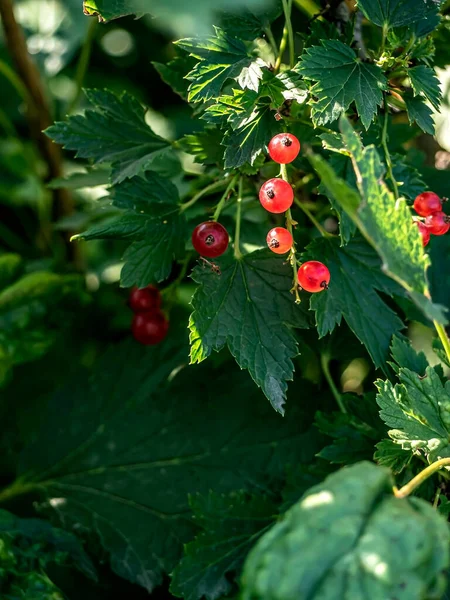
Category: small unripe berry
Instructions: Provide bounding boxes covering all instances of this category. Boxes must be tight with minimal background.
[416,221,430,247]
[425,211,450,236]
[297,261,330,293]
[268,133,301,164]
[266,227,293,254]
[413,192,442,217]
[129,285,161,313]
[259,179,294,213]
[192,222,229,258]
[132,311,169,345]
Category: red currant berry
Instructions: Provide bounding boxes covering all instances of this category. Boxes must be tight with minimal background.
[129,285,161,313]
[266,227,293,254]
[268,133,301,164]
[413,192,442,217]
[259,179,294,214]
[297,261,330,293]
[416,221,430,247]
[425,211,450,235]
[192,221,229,258]
[132,311,169,345]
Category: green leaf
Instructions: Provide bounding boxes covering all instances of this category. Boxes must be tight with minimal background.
[391,155,426,200]
[376,365,450,462]
[82,0,278,36]
[73,173,187,287]
[176,28,266,102]
[262,69,308,108]
[242,462,450,600]
[374,439,413,474]
[152,54,197,100]
[219,3,282,40]
[47,167,111,190]
[0,509,96,580]
[176,129,225,166]
[16,340,320,592]
[408,65,442,111]
[297,40,387,129]
[170,492,277,600]
[223,104,280,169]
[390,336,429,375]
[0,272,88,385]
[304,237,404,370]
[404,92,435,135]
[355,0,441,29]
[45,89,179,185]
[315,398,383,465]
[433,338,450,368]
[308,117,447,324]
[189,250,310,414]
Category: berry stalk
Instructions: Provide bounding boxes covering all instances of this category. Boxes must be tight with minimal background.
[212,174,238,221]
[280,163,300,303]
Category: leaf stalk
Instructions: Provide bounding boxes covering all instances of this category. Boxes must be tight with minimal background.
[394,458,450,499]
[234,177,244,259]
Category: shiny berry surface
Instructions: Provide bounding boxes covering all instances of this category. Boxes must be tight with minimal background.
[266,227,293,254]
[192,221,229,258]
[132,311,169,345]
[416,222,430,247]
[425,211,450,235]
[297,261,330,293]
[268,133,301,164]
[259,179,294,214]
[129,285,161,313]
[413,192,442,217]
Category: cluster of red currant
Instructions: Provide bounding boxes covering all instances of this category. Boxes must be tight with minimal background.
[262,133,330,294]
[413,191,449,247]
[190,133,330,295]
[129,285,169,345]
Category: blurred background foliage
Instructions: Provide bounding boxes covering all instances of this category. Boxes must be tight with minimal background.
[1,1,450,597]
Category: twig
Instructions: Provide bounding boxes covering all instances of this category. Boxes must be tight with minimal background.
[0,0,75,258]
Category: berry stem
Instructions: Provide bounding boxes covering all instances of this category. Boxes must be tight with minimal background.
[234,177,244,259]
[381,97,399,199]
[280,164,300,302]
[180,178,230,213]
[321,353,347,414]
[433,320,450,365]
[394,457,450,499]
[274,24,288,73]
[212,174,238,221]
[281,0,295,69]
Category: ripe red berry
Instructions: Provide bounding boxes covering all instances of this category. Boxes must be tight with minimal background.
[129,285,161,313]
[259,179,294,214]
[132,311,169,345]
[266,227,293,254]
[425,211,450,235]
[416,221,430,247]
[192,221,229,258]
[297,261,330,293]
[268,133,301,164]
[413,192,442,217]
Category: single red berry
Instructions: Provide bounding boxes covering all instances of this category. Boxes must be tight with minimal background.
[192,221,229,258]
[268,133,301,164]
[425,211,450,235]
[297,261,330,293]
[266,227,293,254]
[413,192,442,217]
[259,179,294,214]
[132,311,169,345]
[416,221,430,247]
[129,285,161,313]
